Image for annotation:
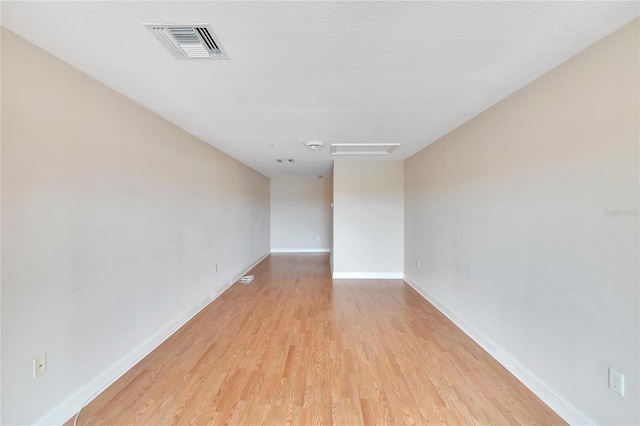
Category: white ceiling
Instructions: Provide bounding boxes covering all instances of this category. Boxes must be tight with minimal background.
[2,1,638,178]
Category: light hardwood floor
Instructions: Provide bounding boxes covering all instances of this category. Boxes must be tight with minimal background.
[68,254,565,425]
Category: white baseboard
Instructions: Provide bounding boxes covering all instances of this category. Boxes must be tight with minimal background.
[271,248,331,253]
[35,252,270,426]
[332,271,403,279]
[228,252,270,285]
[403,275,594,426]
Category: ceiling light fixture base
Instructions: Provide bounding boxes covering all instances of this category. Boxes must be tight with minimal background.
[303,141,326,151]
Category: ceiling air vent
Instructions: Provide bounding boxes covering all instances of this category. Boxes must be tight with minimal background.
[144,23,228,59]
[330,144,399,155]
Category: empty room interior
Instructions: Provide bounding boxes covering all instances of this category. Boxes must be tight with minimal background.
[1,2,639,425]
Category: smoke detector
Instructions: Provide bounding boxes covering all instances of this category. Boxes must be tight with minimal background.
[144,23,228,59]
[303,141,326,151]
[277,159,295,164]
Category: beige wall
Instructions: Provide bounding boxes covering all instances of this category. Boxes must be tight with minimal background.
[270,177,332,252]
[405,20,639,425]
[333,161,404,278]
[1,28,270,425]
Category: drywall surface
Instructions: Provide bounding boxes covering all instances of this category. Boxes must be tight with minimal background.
[0,46,3,423]
[270,177,332,251]
[405,20,639,425]
[333,161,404,278]
[1,28,270,425]
[2,2,638,178]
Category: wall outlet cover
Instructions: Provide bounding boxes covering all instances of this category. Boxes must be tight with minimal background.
[608,367,624,396]
[33,354,46,378]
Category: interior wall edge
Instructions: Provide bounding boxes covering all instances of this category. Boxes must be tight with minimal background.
[34,251,270,426]
[403,275,594,426]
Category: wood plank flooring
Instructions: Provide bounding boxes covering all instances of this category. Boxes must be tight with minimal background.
[67,254,565,425]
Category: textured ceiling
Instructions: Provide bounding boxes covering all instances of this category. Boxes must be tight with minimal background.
[2,1,638,178]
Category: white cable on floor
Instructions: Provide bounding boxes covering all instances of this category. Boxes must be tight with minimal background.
[73,392,96,426]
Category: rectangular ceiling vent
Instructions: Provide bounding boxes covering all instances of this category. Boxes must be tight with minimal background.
[144,23,228,59]
[330,144,400,155]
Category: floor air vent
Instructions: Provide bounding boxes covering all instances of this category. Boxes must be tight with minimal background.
[144,23,228,59]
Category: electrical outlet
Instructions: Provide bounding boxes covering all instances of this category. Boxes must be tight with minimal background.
[33,354,46,378]
[609,367,624,396]
[214,264,218,273]
[316,236,320,241]
[210,290,217,300]
[416,260,420,269]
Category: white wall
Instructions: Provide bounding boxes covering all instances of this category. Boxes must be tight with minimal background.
[333,161,404,278]
[0,58,3,423]
[270,177,332,252]
[1,28,270,425]
[405,20,639,425]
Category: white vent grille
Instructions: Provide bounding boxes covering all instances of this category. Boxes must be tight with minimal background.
[330,144,399,155]
[144,23,228,59]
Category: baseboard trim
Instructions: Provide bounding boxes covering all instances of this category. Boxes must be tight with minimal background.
[229,252,270,285]
[36,252,271,426]
[271,248,331,253]
[332,271,403,279]
[403,275,594,426]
